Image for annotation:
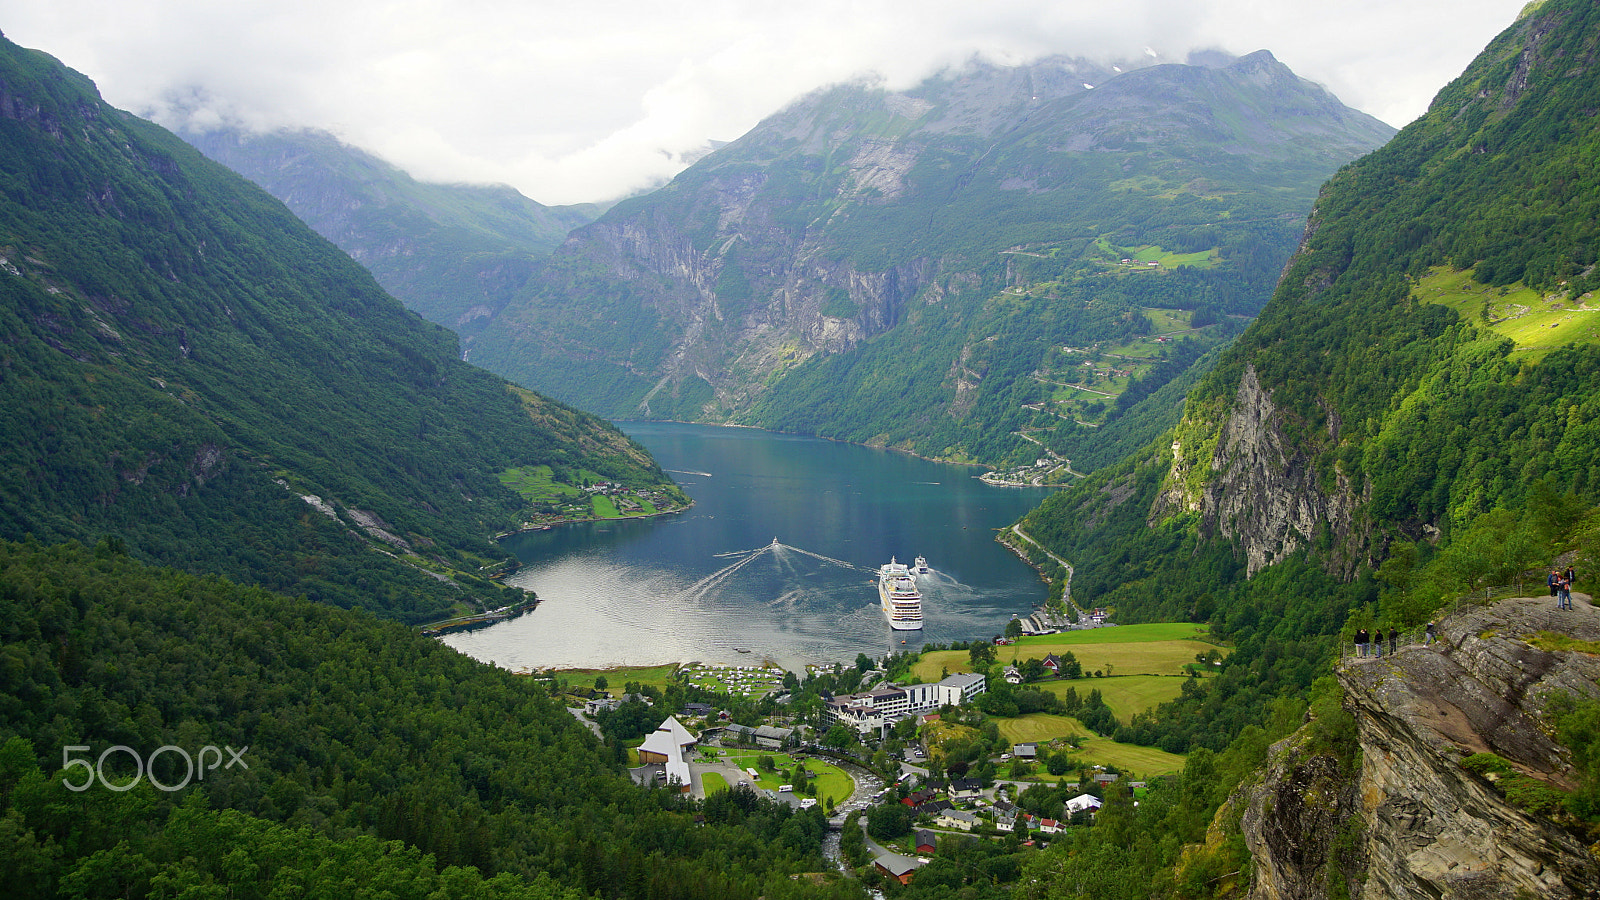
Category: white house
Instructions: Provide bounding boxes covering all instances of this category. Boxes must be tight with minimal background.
[1064,794,1102,815]
[637,715,696,792]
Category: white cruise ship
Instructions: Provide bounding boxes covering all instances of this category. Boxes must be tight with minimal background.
[879,558,924,630]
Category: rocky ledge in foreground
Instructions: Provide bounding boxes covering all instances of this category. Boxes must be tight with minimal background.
[1241,595,1600,900]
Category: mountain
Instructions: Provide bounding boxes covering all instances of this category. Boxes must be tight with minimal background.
[180,126,603,334]
[1024,0,1600,605]
[1016,0,1600,741]
[0,34,679,624]
[1004,0,1600,890]
[1005,0,1600,892]
[466,51,1395,467]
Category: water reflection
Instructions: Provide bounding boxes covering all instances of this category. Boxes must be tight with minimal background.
[441,423,1050,671]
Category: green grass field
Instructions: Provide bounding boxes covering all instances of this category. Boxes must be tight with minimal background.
[701,771,730,795]
[497,465,584,504]
[915,624,1214,775]
[550,663,681,695]
[1087,237,1220,271]
[994,714,1090,744]
[991,714,1185,776]
[1141,308,1191,332]
[1415,266,1600,360]
[912,624,1219,683]
[1075,736,1186,775]
[715,750,853,806]
[1033,675,1191,722]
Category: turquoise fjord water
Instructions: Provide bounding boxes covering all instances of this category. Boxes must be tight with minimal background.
[442,423,1052,672]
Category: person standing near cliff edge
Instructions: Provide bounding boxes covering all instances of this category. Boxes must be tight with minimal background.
[1357,628,1369,658]
[1424,622,1437,646]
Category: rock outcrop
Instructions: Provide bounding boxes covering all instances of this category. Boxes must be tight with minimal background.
[1155,364,1363,578]
[1241,596,1600,899]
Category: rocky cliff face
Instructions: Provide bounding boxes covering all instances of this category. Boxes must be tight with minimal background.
[1156,364,1365,578]
[1240,596,1600,899]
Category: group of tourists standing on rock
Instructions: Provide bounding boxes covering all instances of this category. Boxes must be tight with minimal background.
[1551,564,1577,610]
[1354,626,1399,658]
[1352,564,1580,660]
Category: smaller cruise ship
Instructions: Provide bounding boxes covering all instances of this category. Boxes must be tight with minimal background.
[879,558,924,630]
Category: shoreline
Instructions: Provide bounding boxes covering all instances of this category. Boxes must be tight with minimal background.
[617,418,1000,474]
[493,499,694,540]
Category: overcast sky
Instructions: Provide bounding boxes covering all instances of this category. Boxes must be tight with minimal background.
[2,0,1530,206]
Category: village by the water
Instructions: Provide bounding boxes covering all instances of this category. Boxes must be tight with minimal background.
[443,540,1223,882]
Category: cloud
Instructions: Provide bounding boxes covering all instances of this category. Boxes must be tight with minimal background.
[0,0,1528,205]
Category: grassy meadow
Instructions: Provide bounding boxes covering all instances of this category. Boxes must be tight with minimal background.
[1033,674,1192,722]
[550,663,681,695]
[711,750,853,806]
[911,623,1219,683]
[990,714,1186,776]
[1414,266,1600,360]
[920,624,1220,776]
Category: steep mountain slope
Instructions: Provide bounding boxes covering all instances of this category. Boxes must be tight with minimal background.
[1011,0,1600,768]
[0,34,677,623]
[0,541,848,900]
[469,52,1394,466]
[181,126,602,334]
[1030,0,1600,589]
[999,3,1600,895]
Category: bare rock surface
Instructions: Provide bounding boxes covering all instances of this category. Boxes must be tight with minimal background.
[1243,594,1600,900]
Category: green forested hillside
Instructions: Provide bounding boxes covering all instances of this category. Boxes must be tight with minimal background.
[993,3,1600,894]
[0,541,849,900]
[1017,0,1600,755]
[469,52,1393,468]
[0,35,678,623]
[181,126,603,335]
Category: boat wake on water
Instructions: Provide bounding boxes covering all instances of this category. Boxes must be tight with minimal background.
[682,540,877,604]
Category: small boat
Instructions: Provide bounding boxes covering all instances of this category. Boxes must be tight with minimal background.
[914,556,929,573]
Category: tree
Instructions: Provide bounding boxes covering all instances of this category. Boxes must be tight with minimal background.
[969,642,997,668]
[855,653,874,673]
[823,725,856,750]
[594,675,608,691]
[1005,618,1024,640]
[1020,657,1047,682]
[1060,651,1083,679]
